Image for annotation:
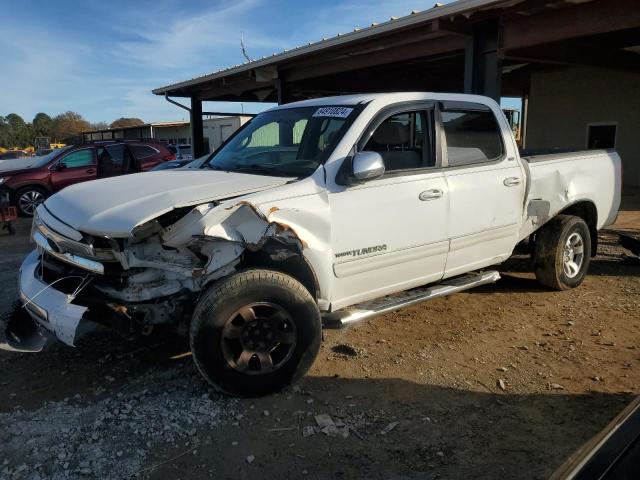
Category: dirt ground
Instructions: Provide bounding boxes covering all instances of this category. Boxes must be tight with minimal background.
[0,194,638,480]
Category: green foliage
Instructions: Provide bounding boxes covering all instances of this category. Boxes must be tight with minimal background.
[52,111,91,141]
[0,113,31,148]
[110,117,144,128]
[32,113,54,138]
[0,112,144,148]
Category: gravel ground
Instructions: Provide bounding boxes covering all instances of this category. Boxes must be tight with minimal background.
[0,198,638,479]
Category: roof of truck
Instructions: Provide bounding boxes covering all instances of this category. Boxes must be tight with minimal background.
[267,92,499,111]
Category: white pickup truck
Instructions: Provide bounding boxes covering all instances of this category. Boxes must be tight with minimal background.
[6,93,621,396]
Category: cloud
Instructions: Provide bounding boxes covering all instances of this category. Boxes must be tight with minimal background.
[0,0,452,123]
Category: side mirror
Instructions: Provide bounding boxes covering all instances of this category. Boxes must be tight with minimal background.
[54,162,66,171]
[352,151,385,181]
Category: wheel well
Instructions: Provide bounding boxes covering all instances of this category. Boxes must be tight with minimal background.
[12,184,50,200]
[240,247,319,300]
[559,201,598,256]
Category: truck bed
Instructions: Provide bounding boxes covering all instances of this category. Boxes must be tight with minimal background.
[518,148,622,241]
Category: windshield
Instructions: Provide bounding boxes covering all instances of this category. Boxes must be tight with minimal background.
[202,105,358,177]
[32,147,70,167]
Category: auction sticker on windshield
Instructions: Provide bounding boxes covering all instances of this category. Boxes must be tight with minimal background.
[313,107,354,118]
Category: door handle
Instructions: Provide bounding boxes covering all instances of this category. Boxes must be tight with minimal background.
[86,169,95,174]
[419,189,443,201]
[503,177,521,187]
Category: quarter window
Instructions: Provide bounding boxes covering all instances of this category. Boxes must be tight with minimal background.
[131,145,158,159]
[60,149,94,168]
[441,109,504,166]
[587,124,616,150]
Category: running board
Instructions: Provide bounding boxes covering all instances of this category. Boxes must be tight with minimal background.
[322,271,500,328]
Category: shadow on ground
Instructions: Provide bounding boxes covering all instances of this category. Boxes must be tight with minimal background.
[0,329,633,479]
[147,374,634,480]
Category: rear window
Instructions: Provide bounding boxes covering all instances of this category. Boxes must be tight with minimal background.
[441,107,504,166]
[131,144,159,159]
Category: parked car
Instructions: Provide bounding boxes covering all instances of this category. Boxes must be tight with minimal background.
[0,150,28,160]
[0,140,174,216]
[35,148,54,157]
[167,144,193,161]
[6,93,621,396]
[150,155,208,171]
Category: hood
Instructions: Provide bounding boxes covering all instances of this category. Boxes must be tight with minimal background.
[0,158,41,174]
[44,170,293,237]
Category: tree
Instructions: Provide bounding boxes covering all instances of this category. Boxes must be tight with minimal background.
[110,117,144,128]
[0,116,9,148]
[32,113,53,138]
[5,113,30,148]
[52,111,90,140]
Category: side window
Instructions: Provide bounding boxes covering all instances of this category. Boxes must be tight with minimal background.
[441,108,504,166]
[131,145,158,159]
[97,144,128,177]
[364,111,431,171]
[247,122,279,147]
[60,149,94,168]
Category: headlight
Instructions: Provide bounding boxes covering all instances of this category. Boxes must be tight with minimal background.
[0,177,7,185]
[31,210,40,242]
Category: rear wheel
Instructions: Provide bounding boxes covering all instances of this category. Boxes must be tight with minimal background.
[190,269,321,396]
[15,186,48,217]
[534,215,591,290]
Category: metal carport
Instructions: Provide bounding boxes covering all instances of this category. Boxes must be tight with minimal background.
[152,0,640,189]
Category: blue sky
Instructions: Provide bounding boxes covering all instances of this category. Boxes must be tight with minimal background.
[0,0,518,123]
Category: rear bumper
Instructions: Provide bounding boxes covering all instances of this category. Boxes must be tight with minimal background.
[11,250,88,348]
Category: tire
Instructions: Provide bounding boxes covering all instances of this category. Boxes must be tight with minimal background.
[190,269,321,397]
[534,215,591,290]
[15,186,48,217]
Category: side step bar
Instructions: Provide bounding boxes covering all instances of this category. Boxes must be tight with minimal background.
[322,271,500,328]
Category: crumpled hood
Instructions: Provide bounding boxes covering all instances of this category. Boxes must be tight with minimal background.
[44,170,293,237]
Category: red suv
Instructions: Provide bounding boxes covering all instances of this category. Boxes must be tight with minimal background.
[0,140,174,216]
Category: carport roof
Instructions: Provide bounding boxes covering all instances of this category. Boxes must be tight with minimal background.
[152,0,640,102]
[152,0,506,97]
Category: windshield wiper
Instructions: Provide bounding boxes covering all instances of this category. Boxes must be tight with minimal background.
[200,163,224,171]
[231,164,285,176]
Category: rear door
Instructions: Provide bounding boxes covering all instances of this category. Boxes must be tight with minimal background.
[329,104,450,309]
[97,144,139,177]
[439,101,525,278]
[49,148,97,191]
[130,143,161,170]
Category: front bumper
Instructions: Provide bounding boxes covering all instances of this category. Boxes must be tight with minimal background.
[8,250,88,350]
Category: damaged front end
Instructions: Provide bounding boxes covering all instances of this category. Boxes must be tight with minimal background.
[6,201,307,351]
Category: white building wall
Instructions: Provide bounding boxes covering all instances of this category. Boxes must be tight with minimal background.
[150,116,252,154]
[526,66,640,189]
[152,124,191,144]
[203,116,252,153]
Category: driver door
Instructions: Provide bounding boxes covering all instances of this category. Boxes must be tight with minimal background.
[50,148,97,191]
[328,106,450,310]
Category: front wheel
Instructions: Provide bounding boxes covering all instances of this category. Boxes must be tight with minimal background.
[534,215,591,290]
[15,186,48,217]
[190,269,321,396]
